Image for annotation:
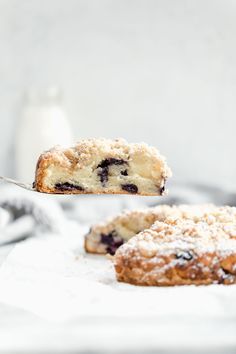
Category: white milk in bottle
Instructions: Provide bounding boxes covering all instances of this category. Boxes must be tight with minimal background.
[15,87,73,182]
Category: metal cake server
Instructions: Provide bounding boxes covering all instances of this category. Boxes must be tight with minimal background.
[0,176,36,192]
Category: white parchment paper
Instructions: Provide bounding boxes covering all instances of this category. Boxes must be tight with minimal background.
[0,221,235,324]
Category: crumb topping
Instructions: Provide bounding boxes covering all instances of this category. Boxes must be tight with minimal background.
[114,205,236,285]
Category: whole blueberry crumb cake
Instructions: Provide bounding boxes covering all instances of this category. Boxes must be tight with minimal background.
[85,204,232,255]
[114,207,236,286]
[34,138,171,195]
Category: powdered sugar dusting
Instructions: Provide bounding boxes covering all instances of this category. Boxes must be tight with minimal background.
[115,206,236,285]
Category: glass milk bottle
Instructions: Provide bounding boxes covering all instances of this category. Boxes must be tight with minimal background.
[15,87,73,182]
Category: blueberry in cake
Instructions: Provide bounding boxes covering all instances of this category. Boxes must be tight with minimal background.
[85,204,231,255]
[34,138,171,195]
[114,215,236,286]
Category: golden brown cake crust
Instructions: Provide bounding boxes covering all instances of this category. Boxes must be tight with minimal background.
[34,138,171,195]
[34,153,55,194]
[114,217,236,286]
[115,251,236,286]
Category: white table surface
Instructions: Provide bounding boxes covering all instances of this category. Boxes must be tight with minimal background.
[0,245,236,354]
[0,186,236,354]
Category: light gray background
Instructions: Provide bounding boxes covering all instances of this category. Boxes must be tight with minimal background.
[1,0,236,190]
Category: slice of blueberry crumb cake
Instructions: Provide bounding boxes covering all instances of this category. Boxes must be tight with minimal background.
[34,138,171,195]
